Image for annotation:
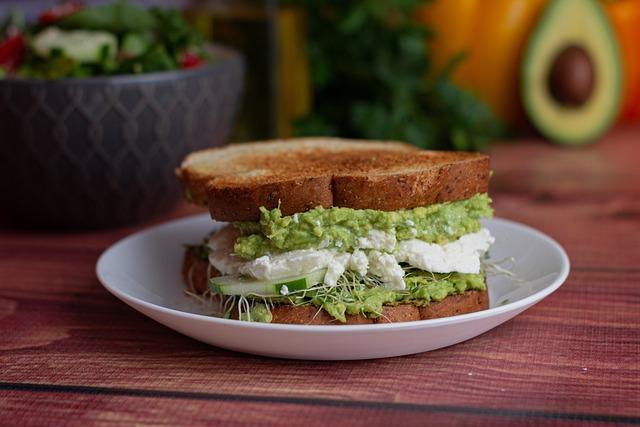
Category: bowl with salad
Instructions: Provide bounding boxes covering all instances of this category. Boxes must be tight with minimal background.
[0,1,244,228]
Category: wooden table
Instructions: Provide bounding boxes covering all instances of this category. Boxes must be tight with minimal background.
[1,127,639,426]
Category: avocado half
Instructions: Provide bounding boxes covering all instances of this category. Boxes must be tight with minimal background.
[521,0,622,145]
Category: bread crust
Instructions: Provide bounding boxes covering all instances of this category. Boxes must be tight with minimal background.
[182,247,220,294]
[208,177,333,222]
[332,157,489,211]
[419,290,489,319]
[270,305,375,325]
[375,305,421,323]
[182,248,489,324]
[177,138,489,221]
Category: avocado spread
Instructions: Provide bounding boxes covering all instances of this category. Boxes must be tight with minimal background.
[244,272,486,323]
[234,193,492,259]
[240,303,273,323]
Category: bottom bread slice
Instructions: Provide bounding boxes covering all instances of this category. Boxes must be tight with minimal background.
[182,247,489,324]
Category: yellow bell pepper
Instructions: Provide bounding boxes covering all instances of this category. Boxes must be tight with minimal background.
[417,0,547,125]
[603,0,640,123]
[276,6,311,137]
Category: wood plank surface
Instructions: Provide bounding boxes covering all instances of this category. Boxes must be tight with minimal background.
[1,126,640,426]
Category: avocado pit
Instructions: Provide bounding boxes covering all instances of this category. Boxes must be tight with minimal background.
[548,45,594,107]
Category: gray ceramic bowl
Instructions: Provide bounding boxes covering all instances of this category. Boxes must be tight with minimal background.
[0,44,243,229]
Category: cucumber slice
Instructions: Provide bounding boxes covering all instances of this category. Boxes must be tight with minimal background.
[209,269,326,296]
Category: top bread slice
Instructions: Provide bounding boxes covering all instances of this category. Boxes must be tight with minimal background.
[176,137,489,221]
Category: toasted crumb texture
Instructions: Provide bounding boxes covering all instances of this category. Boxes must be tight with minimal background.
[375,305,421,323]
[419,291,489,319]
[182,248,489,324]
[270,305,375,325]
[176,138,490,221]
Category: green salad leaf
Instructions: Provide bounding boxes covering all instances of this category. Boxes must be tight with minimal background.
[121,32,151,57]
[56,1,155,34]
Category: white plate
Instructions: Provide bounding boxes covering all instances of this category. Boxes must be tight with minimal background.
[96,215,570,360]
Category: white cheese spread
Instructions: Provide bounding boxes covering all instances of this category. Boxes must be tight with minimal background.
[208,226,494,290]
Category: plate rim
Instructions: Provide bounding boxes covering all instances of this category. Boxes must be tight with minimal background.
[96,214,570,332]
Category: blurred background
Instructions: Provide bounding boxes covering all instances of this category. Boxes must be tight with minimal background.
[1,0,638,227]
[4,0,638,147]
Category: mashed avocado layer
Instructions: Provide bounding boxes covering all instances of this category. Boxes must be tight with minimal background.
[234,193,492,259]
[318,272,486,323]
[244,272,486,323]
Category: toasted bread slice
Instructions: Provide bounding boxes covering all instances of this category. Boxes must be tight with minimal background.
[182,247,220,294]
[257,290,487,324]
[177,138,489,221]
[261,290,487,324]
[182,247,488,325]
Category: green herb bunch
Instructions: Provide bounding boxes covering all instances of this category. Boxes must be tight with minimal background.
[292,0,504,150]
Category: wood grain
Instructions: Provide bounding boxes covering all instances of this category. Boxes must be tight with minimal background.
[1,126,640,426]
[1,387,635,427]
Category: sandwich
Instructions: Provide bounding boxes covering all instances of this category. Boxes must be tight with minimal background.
[176,138,494,324]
